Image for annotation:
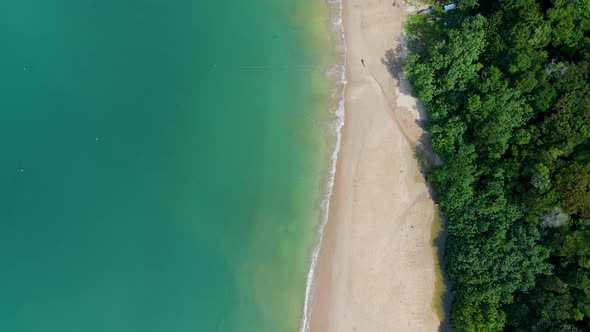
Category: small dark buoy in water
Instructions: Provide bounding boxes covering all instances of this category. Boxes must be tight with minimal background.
[361,59,365,67]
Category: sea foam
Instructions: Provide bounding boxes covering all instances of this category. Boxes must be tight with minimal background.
[300,0,347,331]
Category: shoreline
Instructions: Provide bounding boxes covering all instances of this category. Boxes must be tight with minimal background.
[308,0,443,331]
[300,0,347,330]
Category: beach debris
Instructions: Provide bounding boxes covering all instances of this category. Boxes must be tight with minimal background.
[427,17,443,22]
[361,59,365,67]
[418,7,435,15]
[443,2,457,11]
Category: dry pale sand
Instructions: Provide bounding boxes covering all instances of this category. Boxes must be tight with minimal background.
[309,0,441,331]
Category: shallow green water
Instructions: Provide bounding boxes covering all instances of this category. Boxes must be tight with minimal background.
[0,1,336,331]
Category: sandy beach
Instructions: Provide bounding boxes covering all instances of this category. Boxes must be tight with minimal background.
[309,0,441,331]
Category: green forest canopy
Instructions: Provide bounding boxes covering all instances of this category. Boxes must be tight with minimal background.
[403,0,590,331]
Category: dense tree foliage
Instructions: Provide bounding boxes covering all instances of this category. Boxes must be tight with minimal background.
[404,1,590,330]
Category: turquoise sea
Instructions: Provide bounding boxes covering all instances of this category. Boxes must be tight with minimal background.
[0,0,343,331]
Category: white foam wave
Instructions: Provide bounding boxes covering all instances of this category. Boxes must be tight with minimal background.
[299,0,347,331]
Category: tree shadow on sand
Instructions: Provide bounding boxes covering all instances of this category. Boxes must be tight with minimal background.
[381,36,454,332]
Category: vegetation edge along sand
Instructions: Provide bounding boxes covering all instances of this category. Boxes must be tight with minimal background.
[403,0,590,331]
